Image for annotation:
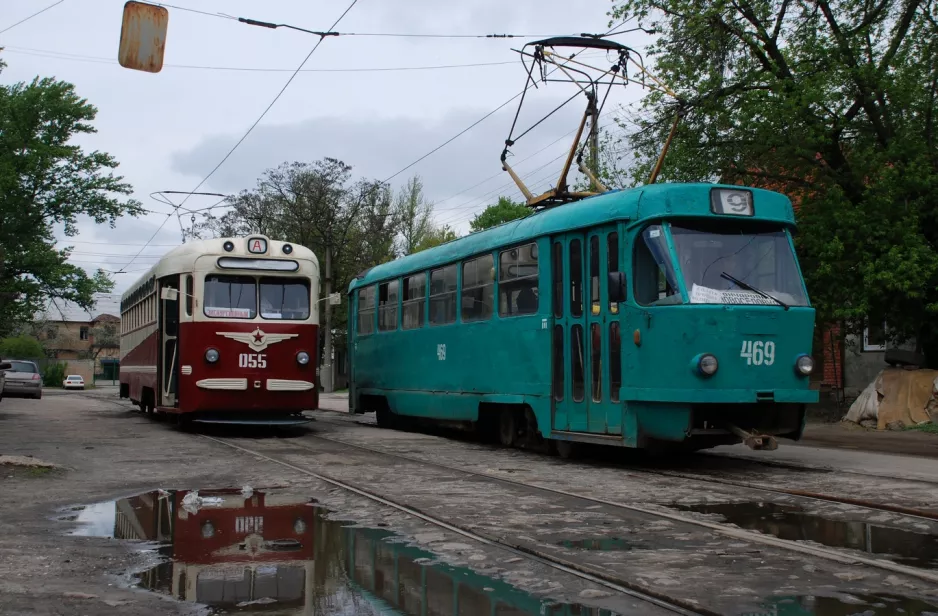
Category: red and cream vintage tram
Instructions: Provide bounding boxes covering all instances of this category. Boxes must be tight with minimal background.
[119,235,320,425]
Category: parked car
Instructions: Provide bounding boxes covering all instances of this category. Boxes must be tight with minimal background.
[63,375,85,390]
[0,361,11,403]
[2,360,43,399]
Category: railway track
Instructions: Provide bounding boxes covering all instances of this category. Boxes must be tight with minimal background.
[198,434,707,616]
[301,416,938,584]
[314,414,938,521]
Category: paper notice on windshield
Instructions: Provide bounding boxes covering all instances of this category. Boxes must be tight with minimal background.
[205,307,253,318]
[690,284,777,305]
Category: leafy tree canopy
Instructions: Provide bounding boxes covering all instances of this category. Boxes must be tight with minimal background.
[609,0,938,356]
[413,224,458,253]
[0,54,142,334]
[469,197,531,232]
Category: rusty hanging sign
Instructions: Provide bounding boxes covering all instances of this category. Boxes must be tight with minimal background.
[117,1,168,73]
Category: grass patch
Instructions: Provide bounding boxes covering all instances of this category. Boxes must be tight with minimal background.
[906,422,938,434]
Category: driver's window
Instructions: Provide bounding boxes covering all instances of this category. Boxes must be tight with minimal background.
[633,225,681,306]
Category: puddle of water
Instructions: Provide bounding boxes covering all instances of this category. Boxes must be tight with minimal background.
[675,501,938,570]
[65,488,623,615]
[559,538,636,551]
[747,593,938,615]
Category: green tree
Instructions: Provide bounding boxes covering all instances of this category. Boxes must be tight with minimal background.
[469,197,531,232]
[608,0,938,360]
[412,224,458,253]
[0,335,44,359]
[0,54,142,335]
[394,175,433,255]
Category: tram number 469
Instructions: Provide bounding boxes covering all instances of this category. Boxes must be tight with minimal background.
[740,340,775,366]
[239,353,267,368]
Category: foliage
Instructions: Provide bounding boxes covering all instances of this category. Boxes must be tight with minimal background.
[608,0,938,359]
[87,321,119,359]
[906,422,938,434]
[0,335,44,359]
[0,56,142,335]
[572,128,635,192]
[469,197,531,232]
[394,176,434,256]
[413,224,458,253]
[41,361,65,387]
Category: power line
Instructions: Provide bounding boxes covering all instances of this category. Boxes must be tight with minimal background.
[0,0,65,36]
[117,0,360,273]
[3,46,518,73]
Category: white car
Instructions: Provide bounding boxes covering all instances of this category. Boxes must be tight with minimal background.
[63,375,85,390]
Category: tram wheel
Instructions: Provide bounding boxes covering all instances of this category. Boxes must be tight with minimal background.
[554,440,578,460]
[498,410,517,447]
[375,408,395,429]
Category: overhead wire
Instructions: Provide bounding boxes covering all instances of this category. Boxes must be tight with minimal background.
[116,0,361,273]
[0,0,65,36]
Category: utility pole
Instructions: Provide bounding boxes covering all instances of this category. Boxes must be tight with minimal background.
[321,246,334,393]
[588,93,600,192]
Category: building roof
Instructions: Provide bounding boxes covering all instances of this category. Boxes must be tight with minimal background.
[37,293,122,323]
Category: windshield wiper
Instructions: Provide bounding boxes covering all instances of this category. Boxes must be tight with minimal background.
[720,272,789,310]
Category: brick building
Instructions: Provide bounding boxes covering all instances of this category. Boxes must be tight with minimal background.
[34,293,122,382]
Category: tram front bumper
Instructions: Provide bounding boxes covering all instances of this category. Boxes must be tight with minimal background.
[621,387,818,404]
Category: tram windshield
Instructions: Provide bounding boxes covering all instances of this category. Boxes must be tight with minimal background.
[204,274,311,319]
[634,222,809,307]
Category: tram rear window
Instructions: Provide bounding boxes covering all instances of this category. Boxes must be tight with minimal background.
[260,278,310,320]
[204,275,256,319]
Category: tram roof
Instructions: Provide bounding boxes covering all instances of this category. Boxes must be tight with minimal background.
[121,236,318,303]
[348,182,795,292]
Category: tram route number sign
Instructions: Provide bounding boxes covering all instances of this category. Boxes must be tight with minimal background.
[740,340,775,366]
[239,353,267,368]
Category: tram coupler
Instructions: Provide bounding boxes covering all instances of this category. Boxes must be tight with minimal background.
[726,423,778,451]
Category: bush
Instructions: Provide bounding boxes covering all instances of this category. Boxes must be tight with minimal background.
[42,362,66,387]
[0,336,44,359]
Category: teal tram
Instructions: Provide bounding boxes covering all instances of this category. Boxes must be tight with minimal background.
[346,183,819,456]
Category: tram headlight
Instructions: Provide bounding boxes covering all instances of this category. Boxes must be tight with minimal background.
[693,353,719,377]
[282,243,293,255]
[795,354,814,376]
[223,240,234,252]
[296,351,310,365]
[294,518,306,534]
[205,348,220,363]
[201,520,215,538]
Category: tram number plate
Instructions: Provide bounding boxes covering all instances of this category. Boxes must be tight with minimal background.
[740,340,775,366]
[239,353,267,368]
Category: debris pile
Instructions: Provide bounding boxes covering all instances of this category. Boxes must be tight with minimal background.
[844,367,938,430]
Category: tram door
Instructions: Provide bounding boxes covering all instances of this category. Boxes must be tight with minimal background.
[551,227,623,435]
[158,276,180,408]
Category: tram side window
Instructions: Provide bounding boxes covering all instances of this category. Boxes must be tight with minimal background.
[498,243,539,316]
[429,265,457,325]
[634,225,682,306]
[260,278,311,320]
[185,276,193,317]
[378,280,399,331]
[358,285,376,335]
[402,274,426,330]
[552,242,563,318]
[204,275,256,318]
[590,235,600,313]
[461,254,494,322]
[570,239,583,317]
[610,322,621,402]
[608,232,621,313]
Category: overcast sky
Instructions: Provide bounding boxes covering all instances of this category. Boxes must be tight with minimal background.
[1,0,652,294]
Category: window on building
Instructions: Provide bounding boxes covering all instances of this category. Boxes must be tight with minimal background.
[358,285,376,335]
[429,264,457,325]
[863,320,887,352]
[499,243,539,316]
[80,326,89,341]
[461,254,494,322]
[402,274,426,330]
[378,280,399,331]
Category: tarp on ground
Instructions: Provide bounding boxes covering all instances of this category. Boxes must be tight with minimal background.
[844,367,937,429]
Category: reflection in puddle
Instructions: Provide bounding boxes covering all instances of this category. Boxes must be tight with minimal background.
[751,593,938,615]
[675,501,938,570]
[65,488,620,615]
[559,538,636,551]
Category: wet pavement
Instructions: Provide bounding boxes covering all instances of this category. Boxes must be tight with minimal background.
[674,501,938,570]
[63,487,624,615]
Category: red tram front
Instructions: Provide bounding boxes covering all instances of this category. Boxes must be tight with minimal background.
[119,236,320,424]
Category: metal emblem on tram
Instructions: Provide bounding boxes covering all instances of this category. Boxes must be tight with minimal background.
[218,328,298,352]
